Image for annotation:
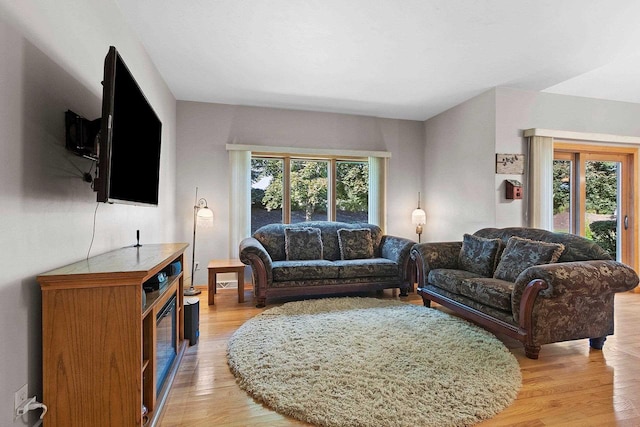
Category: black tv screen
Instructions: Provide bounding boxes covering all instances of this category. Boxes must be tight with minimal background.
[97,46,162,206]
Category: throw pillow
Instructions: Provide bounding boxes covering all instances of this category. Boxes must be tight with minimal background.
[458,233,503,277]
[284,227,323,261]
[493,236,565,282]
[338,228,374,260]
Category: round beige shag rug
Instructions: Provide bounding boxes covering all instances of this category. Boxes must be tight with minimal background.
[227,297,521,427]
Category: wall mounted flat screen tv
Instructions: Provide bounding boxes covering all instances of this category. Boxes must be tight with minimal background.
[96,46,162,206]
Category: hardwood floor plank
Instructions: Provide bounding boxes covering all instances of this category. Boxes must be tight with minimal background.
[160,288,640,426]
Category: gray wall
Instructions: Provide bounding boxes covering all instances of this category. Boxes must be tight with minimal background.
[0,2,177,424]
[423,90,497,241]
[176,101,425,286]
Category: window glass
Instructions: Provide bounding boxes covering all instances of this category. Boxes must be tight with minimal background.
[290,159,328,224]
[251,158,283,233]
[250,155,371,230]
[553,159,572,233]
[336,161,368,223]
[585,160,619,259]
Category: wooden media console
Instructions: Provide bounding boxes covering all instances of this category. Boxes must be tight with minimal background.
[38,243,189,426]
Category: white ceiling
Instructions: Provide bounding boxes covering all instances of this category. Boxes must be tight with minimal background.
[116,0,640,121]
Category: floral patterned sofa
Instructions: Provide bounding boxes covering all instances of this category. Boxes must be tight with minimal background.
[239,221,415,307]
[411,227,639,359]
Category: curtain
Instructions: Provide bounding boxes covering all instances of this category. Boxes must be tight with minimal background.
[368,156,387,232]
[229,150,251,257]
[528,136,554,230]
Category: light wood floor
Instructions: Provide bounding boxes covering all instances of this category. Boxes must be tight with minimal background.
[160,287,640,426]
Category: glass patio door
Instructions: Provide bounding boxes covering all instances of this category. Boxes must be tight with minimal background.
[553,144,634,263]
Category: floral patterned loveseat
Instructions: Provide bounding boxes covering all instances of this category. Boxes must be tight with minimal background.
[411,227,639,359]
[239,221,415,307]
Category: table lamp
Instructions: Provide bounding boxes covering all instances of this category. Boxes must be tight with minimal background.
[412,192,426,243]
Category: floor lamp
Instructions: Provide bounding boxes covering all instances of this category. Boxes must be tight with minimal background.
[185,187,214,296]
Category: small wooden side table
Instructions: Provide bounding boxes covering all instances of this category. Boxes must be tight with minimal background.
[207,259,245,305]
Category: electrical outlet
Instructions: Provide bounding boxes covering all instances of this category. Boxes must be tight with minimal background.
[194,261,200,271]
[14,384,28,413]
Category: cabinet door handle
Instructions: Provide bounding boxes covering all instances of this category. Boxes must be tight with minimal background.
[624,215,629,230]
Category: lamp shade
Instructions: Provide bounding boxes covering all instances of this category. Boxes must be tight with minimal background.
[197,207,214,219]
[412,208,426,226]
[196,206,214,228]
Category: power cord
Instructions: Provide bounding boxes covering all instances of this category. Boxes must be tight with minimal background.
[87,202,100,260]
[16,396,48,425]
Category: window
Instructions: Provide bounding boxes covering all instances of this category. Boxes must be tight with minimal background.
[251,156,369,233]
[228,144,388,256]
